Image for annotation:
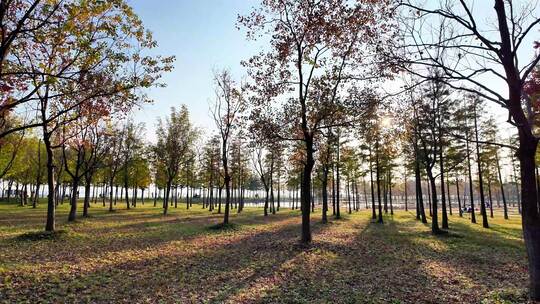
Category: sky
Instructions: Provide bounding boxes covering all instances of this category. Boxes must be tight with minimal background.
[129,0,259,142]
[127,0,535,144]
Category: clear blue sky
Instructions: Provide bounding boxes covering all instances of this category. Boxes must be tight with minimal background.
[129,0,259,142]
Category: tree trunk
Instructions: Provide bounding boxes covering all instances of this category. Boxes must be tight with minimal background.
[132,186,138,208]
[456,177,462,217]
[264,187,269,216]
[124,181,130,210]
[33,183,40,209]
[446,174,452,216]
[518,135,540,300]
[488,178,494,218]
[332,168,336,215]
[427,179,432,216]
[154,185,158,207]
[388,173,393,215]
[362,177,368,209]
[466,134,476,223]
[6,180,12,203]
[473,104,489,228]
[415,161,427,223]
[109,178,115,212]
[347,180,351,214]
[496,153,508,220]
[376,137,383,224]
[215,186,220,213]
[277,176,280,212]
[114,185,118,206]
[383,174,388,214]
[354,180,359,212]
[83,176,91,217]
[440,157,448,229]
[427,171,441,234]
[404,175,408,212]
[322,168,328,223]
[174,186,178,209]
[370,146,377,220]
[300,135,315,243]
[335,140,341,219]
[43,129,55,231]
[223,139,231,225]
[68,178,79,222]
[164,180,171,215]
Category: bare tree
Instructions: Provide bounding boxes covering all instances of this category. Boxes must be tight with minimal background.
[211,69,244,226]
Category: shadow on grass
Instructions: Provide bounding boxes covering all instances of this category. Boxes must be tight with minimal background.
[254,213,528,304]
[206,222,240,231]
[1,213,334,303]
[0,208,530,304]
[14,230,69,242]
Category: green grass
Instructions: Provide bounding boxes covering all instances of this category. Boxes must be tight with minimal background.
[0,200,530,303]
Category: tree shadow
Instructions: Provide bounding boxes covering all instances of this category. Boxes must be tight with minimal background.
[253,214,528,303]
[0,210,529,303]
[1,213,333,303]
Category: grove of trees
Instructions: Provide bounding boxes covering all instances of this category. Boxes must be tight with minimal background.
[2,0,540,300]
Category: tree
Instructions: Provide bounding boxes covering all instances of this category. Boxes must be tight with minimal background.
[154,106,195,216]
[120,121,144,210]
[470,95,489,228]
[102,124,124,212]
[317,129,336,223]
[482,118,509,220]
[240,0,394,243]
[200,135,221,212]
[411,78,446,234]
[211,69,244,225]
[129,151,151,207]
[250,132,273,217]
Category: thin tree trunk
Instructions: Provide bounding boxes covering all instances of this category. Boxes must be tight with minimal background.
[466,133,476,223]
[68,178,79,222]
[473,104,489,228]
[427,171,441,234]
[322,168,328,223]
[369,146,376,220]
[456,177,462,217]
[496,153,508,220]
[83,175,91,217]
[376,137,383,224]
[44,129,56,232]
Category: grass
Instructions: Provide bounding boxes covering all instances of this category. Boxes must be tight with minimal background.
[0,200,530,303]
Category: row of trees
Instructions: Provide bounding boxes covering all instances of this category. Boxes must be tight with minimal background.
[0,95,523,223]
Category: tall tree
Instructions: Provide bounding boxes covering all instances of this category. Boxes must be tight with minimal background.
[154,106,195,216]
[211,69,244,225]
[240,0,394,243]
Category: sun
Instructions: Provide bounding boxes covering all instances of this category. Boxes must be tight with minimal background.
[380,116,393,128]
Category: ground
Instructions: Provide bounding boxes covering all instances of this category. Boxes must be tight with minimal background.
[0,201,530,304]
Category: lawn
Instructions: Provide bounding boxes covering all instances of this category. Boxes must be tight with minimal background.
[0,201,529,303]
